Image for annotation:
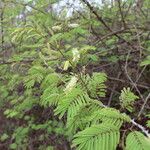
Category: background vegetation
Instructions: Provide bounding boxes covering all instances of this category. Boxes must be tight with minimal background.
[0,0,150,149]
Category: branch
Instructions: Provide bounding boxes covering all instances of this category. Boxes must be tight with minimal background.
[81,0,112,31]
[0,0,4,52]
[81,0,136,49]
[138,93,150,117]
[0,59,34,65]
[124,50,145,101]
[131,119,150,138]
[108,72,121,106]
[108,76,149,90]
[0,57,60,65]
[117,0,126,28]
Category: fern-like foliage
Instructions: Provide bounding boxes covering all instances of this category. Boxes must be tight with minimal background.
[87,72,107,98]
[88,108,131,128]
[4,93,38,118]
[119,87,139,112]
[54,87,87,119]
[41,73,61,89]
[126,131,150,150]
[72,123,120,150]
[66,99,102,133]
[53,72,131,140]
[24,65,47,89]
[40,73,62,106]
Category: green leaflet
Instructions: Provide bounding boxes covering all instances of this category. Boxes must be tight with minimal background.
[126,131,150,150]
[87,72,107,98]
[119,87,139,112]
[88,108,131,128]
[72,123,120,150]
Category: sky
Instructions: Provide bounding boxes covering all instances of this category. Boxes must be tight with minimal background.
[24,0,111,17]
[53,0,105,17]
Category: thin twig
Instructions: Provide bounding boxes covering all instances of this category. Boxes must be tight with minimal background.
[0,0,4,52]
[0,59,34,65]
[0,58,59,65]
[138,93,150,118]
[132,65,147,90]
[124,50,145,101]
[108,72,121,106]
[117,0,126,28]
[131,119,150,137]
[108,76,149,90]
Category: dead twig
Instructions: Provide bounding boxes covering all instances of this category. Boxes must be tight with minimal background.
[108,76,149,90]
[124,50,145,101]
[138,93,150,118]
[117,0,126,28]
[108,72,121,106]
